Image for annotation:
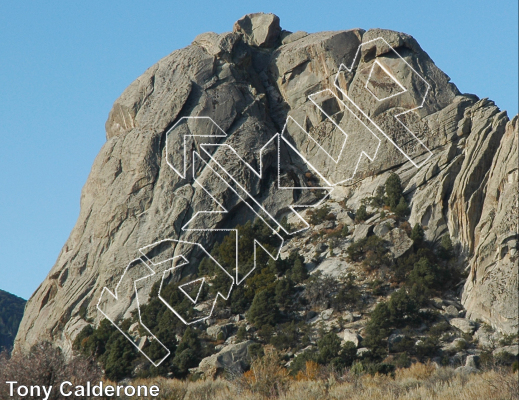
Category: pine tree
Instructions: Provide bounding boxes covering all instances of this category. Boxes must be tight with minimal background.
[355,204,369,222]
[410,223,425,245]
[385,173,403,209]
[395,196,410,217]
[291,257,309,283]
[275,279,294,309]
[248,289,279,327]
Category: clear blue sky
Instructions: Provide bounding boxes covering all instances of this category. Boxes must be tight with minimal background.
[0,1,517,300]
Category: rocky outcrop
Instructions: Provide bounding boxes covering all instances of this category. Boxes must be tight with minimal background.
[14,13,518,355]
[196,340,255,377]
[461,116,518,335]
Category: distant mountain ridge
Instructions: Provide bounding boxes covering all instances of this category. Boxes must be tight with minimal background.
[0,289,25,351]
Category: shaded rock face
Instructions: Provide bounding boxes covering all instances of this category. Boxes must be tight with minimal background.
[0,290,26,351]
[461,116,518,335]
[15,13,518,352]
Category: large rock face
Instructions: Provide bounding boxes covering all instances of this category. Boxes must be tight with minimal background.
[15,13,518,352]
[461,116,518,335]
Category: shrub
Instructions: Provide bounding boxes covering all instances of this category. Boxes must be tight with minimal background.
[308,205,333,225]
[333,273,361,309]
[410,223,425,246]
[173,327,202,376]
[291,257,309,283]
[248,289,279,328]
[395,196,410,217]
[393,352,411,368]
[0,342,102,400]
[385,173,403,209]
[370,186,386,208]
[270,322,299,351]
[316,331,342,365]
[241,350,289,398]
[355,205,369,222]
[289,349,318,375]
[237,325,248,341]
[415,337,439,361]
[74,319,141,381]
[439,234,454,259]
[247,343,264,361]
[275,279,294,309]
[347,235,388,262]
[387,289,420,327]
[331,341,357,371]
[304,273,338,309]
[363,302,391,355]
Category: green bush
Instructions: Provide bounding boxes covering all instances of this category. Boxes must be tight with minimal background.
[395,197,410,217]
[347,235,388,262]
[247,343,264,361]
[275,279,294,309]
[236,325,248,341]
[289,349,318,375]
[387,289,420,327]
[73,319,140,381]
[355,205,369,222]
[385,173,403,209]
[347,235,391,271]
[410,223,425,246]
[248,289,279,328]
[439,234,453,259]
[369,186,386,208]
[333,273,361,309]
[317,331,342,365]
[415,337,439,361]
[270,322,299,350]
[308,205,334,225]
[393,352,411,368]
[291,256,309,283]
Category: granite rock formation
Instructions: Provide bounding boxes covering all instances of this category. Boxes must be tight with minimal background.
[15,13,518,354]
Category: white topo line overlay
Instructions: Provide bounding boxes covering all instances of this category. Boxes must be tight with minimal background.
[97,36,434,365]
[334,36,433,169]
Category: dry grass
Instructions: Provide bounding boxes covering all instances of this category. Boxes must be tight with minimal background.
[114,364,518,400]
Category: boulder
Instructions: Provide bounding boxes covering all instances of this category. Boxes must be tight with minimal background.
[233,13,281,47]
[383,228,413,258]
[342,311,355,323]
[493,345,519,357]
[197,340,255,377]
[337,211,355,226]
[281,31,308,45]
[206,323,234,340]
[357,347,370,357]
[450,318,477,334]
[443,305,460,318]
[353,224,373,242]
[311,258,352,278]
[473,326,500,349]
[430,298,444,310]
[465,355,479,369]
[441,338,466,353]
[342,329,361,347]
[321,308,334,321]
[373,223,390,237]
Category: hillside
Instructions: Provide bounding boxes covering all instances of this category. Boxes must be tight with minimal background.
[13,12,518,383]
[0,289,25,351]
